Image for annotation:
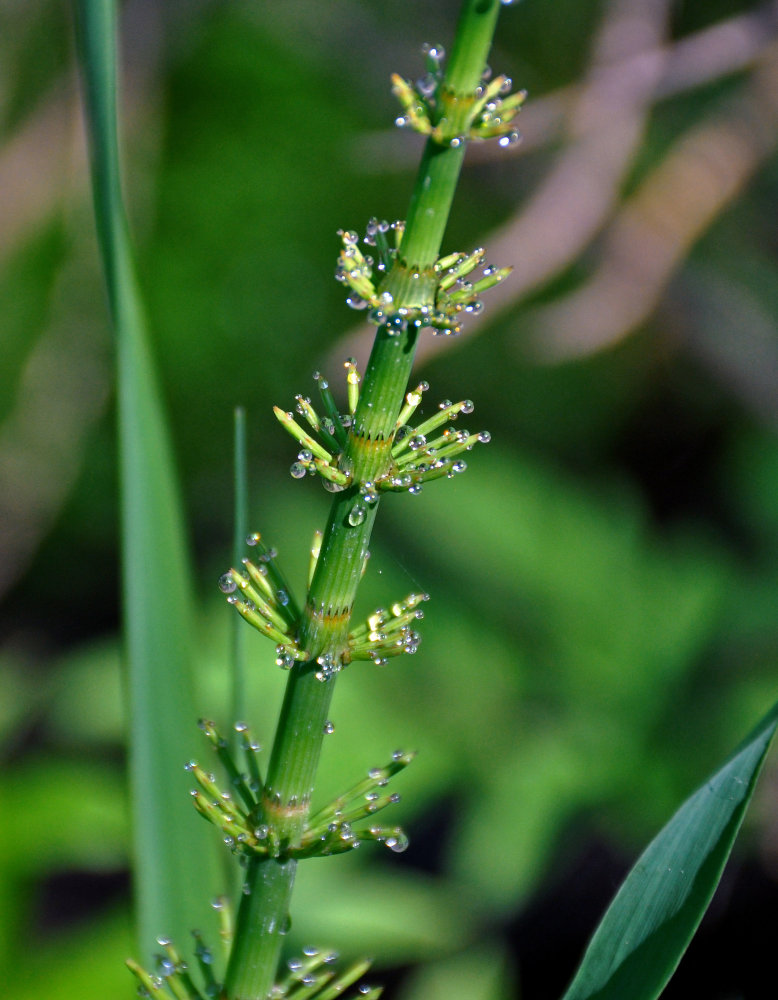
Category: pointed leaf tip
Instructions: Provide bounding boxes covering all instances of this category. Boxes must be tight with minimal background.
[561,699,778,1000]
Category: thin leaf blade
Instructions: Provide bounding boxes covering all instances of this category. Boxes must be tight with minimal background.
[561,700,778,1000]
[73,0,221,962]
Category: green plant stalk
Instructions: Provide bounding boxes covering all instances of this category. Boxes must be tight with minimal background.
[232,406,249,748]
[73,0,221,961]
[224,2,504,997]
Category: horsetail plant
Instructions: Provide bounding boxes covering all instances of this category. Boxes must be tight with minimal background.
[74,0,778,998]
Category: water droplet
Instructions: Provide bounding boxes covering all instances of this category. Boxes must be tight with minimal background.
[408,433,427,451]
[478,430,491,443]
[290,462,307,479]
[315,652,339,682]
[323,720,335,735]
[195,944,213,965]
[498,130,521,147]
[218,573,237,594]
[347,293,369,310]
[449,136,464,148]
[158,957,176,977]
[453,460,467,473]
[386,833,410,853]
[421,42,445,61]
[416,73,437,97]
[288,958,303,972]
[323,479,344,493]
[348,504,367,526]
[408,484,422,495]
[275,650,295,670]
[385,315,406,335]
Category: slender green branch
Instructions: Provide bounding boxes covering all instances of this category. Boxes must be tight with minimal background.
[224,2,505,997]
[231,406,249,749]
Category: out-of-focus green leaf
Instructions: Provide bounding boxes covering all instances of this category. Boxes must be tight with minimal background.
[291,860,477,962]
[1,759,126,871]
[560,699,778,1000]
[397,944,513,1000]
[72,0,221,960]
[7,907,132,1000]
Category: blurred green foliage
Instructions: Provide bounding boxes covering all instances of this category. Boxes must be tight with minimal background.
[2,0,778,997]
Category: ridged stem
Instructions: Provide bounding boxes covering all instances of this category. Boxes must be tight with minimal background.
[224,3,503,997]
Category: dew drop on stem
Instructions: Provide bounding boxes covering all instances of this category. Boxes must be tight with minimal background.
[348,504,367,526]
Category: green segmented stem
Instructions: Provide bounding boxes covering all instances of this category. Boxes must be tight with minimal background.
[224,3,505,997]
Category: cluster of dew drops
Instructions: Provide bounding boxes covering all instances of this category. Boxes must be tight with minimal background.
[396,35,523,152]
[270,949,375,999]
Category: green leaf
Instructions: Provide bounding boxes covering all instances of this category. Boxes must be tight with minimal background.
[561,699,778,1000]
[398,944,513,1000]
[73,0,221,962]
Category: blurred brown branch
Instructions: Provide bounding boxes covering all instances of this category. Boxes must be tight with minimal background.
[330,0,778,375]
[526,38,778,361]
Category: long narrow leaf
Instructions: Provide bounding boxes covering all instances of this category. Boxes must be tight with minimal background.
[561,700,778,1000]
[73,0,221,961]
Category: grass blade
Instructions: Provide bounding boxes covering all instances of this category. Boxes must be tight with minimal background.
[73,0,221,961]
[561,700,778,1000]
